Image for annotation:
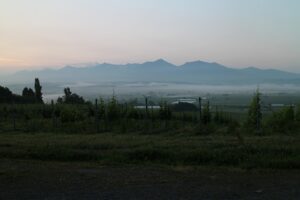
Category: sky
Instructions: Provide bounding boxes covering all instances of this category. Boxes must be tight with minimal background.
[0,0,300,73]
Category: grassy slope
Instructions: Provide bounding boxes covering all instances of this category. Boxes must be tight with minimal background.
[0,133,299,169]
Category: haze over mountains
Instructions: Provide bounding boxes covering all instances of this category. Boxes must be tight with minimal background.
[4,59,300,85]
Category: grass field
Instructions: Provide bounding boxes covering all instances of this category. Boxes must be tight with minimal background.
[0,132,299,169]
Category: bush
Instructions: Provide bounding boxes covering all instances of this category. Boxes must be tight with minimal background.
[61,106,85,123]
[264,106,296,134]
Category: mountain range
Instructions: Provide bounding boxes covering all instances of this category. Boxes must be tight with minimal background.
[4,59,300,85]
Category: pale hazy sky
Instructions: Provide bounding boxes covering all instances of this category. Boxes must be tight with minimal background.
[0,0,300,73]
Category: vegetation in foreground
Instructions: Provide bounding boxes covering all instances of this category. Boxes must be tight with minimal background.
[0,133,299,169]
[1,79,299,170]
[1,79,300,135]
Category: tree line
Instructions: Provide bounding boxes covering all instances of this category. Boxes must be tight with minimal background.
[0,79,299,135]
[0,78,43,104]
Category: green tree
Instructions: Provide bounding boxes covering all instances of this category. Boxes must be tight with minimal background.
[107,95,120,120]
[0,86,13,103]
[159,101,172,120]
[22,87,36,103]
[22,87,29,97]
[64,88,72,99]
[34,78,43,103]
[265,106,295,134]
[58,88,85,104]
[285,105,295,121]
[247,88,262,132]
[98,98,106,119]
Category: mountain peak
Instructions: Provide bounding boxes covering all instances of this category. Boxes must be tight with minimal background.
[180,60,229,71]
[144,59,172,65]
[139,59,175,68]
[154,58,168,63]
[182,60,210,66]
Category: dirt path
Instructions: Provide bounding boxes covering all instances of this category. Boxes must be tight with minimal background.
[0,160,299,200]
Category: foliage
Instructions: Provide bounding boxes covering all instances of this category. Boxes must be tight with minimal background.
[60,106,85,123]
[1,83,300,136]
[22,87,36,103]
[246,89,262,133]
[107,95,120,120]
[0,86,13,103]
[0,133,299,169]
[159,101,172,120]
[264,106,296,134]
[57,87,85,104]
[34,78,43,103]
[0,79,44,104]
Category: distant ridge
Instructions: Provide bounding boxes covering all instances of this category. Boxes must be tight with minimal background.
[5,59,300,85]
